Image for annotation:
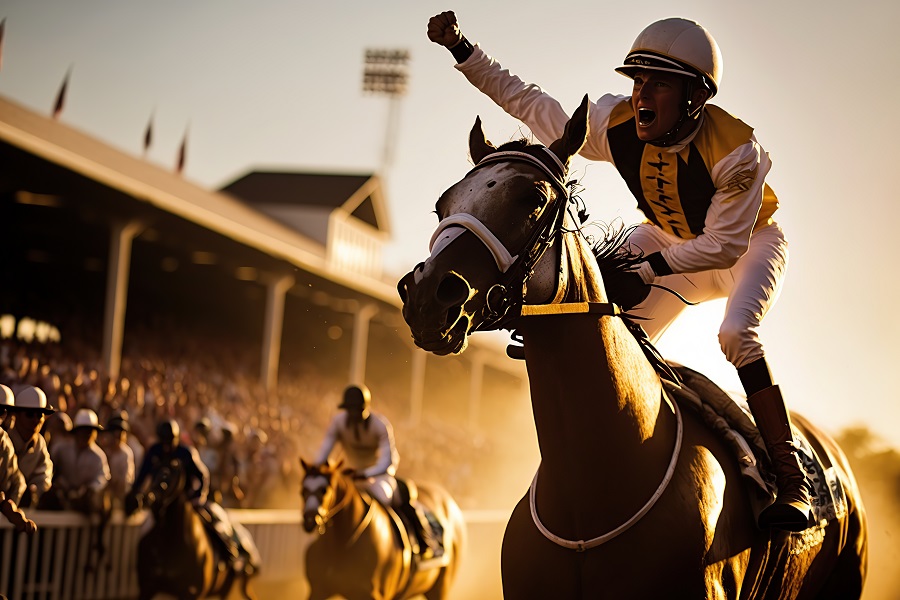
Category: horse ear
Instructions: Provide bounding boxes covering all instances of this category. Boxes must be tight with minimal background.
[334,458,344,472]
[548,94,590,165]
[469,116,496,164]
[300,457,310,472]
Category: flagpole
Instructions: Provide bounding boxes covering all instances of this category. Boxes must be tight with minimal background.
[176,124,189,174]
[143,111,154,157]
[52,66,72,119]
[0,18,6,73]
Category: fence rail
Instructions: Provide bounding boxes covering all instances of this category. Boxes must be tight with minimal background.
[0,509,308,600]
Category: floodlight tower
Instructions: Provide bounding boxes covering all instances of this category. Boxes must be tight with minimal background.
[362,48,410,174]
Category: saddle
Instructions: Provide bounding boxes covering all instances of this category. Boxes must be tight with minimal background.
[195,502,261,574]
[368,481,447,570]
[663,362,848,531]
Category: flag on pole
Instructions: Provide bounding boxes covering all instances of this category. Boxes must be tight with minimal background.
[143,113,154,153]
[176,126,189,174]
[53,67,71,119]
[0,19,6,72]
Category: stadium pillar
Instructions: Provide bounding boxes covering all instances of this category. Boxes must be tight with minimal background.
[349,302,379,386]
[261,274,294,393]
[468,351,485,431]
[408,349,426,425]
[102,219,144,379]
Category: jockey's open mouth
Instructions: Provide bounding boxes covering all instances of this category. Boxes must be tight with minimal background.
[638,107,657,127]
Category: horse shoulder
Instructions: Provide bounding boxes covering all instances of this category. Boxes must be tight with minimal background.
[672,413,760,566]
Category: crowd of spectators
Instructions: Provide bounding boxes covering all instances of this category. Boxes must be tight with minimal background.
[0,314,525,517]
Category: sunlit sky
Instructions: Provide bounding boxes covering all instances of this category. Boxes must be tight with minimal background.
[2,0,899,446]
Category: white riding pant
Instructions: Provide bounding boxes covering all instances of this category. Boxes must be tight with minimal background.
[356,473,398,507]
[625,222,788,369]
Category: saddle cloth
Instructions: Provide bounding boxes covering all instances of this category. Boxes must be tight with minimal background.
[664,363,847,528]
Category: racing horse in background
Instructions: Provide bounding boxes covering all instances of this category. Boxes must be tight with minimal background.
[133,458,258,600]
[300,459,465,600]
[397,95,867,598]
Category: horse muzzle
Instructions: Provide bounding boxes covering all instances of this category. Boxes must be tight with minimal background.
[303,509,325,534]
[397,266,475,355]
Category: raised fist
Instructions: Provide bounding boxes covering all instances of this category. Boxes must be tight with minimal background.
[427,11,464,48]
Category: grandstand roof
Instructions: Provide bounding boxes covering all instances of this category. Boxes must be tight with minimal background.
[221,170,391,235]
[0,94,399,306]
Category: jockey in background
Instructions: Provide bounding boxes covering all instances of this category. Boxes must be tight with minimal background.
[127,418,258,574]
[427,11,811,531]
[315,384,440,559]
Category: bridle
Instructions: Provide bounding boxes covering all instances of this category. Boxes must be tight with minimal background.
[149,462,185,515]
[428,146,620,331]
[303,470,374,545]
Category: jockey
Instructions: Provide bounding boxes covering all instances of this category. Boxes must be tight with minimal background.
[129,419,209,506]
[428,12,812,531]
[127,419,258,573]
[315,384,440,558]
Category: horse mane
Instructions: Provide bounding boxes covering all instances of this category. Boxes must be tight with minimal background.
[495,138,530,152]
[589,222,646,302]
[587,221,682,383]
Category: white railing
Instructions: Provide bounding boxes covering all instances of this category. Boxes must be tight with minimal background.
[0,509,308,600]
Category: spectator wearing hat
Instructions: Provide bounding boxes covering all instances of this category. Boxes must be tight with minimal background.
[215,422,244,508]
[192,417,220,495]
[0,384,26,506]
[9,385,55,508]
[0,382,14,434]
[49,408,110,514]
[42,410,74,465]
[100,413,134,513]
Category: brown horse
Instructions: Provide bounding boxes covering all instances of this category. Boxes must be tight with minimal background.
[397,96,867,599]
[136,459,257,600]
[300,459,465,600]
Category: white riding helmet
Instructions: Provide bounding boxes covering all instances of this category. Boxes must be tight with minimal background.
[615,17,723,96]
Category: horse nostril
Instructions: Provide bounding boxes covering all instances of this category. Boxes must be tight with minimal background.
[436,273,469,307]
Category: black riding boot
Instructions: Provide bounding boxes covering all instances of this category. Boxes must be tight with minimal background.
[747,385,813,532]
[402,503,439,559]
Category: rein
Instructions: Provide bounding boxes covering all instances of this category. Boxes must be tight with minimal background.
[307,473,353,532]
[528,390,683,552]
[308,473,375,546]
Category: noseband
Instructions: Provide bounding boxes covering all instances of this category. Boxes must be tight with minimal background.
[428,146,580,330]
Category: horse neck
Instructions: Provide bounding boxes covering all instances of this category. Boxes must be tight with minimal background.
[326,476,373,542]
[155,494,191,533]
[518,233,676,513]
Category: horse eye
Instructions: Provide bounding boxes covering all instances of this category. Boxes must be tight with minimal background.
[531,190,550,208]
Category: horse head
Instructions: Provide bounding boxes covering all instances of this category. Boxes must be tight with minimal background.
[300,458,346,534]
[397,95,598,355]
[145,458,187,517]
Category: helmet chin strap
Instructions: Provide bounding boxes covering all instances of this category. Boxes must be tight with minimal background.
[649,78,706,147]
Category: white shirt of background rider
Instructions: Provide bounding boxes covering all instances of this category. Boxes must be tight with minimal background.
[314,411,400,506]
